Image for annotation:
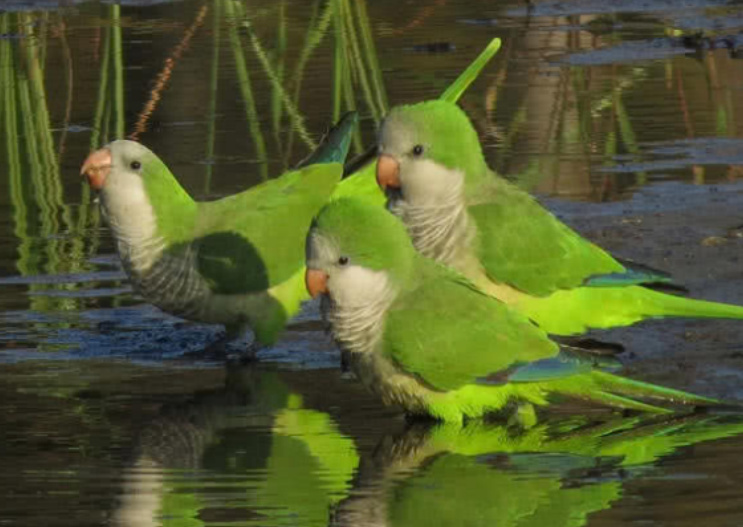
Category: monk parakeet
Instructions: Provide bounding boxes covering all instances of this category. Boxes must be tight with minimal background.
[375,100,743,337]
[305,198,724,423]
[81,113,356,351]
[79,38,502,355]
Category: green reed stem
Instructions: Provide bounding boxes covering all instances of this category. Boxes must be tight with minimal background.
[271,1,286,140]
[240,17,315,150]
[332,0,345,123]
[39,12,48,72]
[3,16,30,277]
[332,0,362,152]
[285,0,332,162]
[111,4,125,139]
[204,0,222,194]
[91,24,111,149]
[225,0,268,179]
[614,90,646,185]
[55,13,74,161]
[353,0,387,114]
[340,0,378,122]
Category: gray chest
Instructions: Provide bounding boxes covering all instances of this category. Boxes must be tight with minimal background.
[126,245,213,320]
[347,352,430,415]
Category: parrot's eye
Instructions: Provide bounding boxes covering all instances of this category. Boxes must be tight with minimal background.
[130,160,141,170]
[412,144,424,157]
[338,256,349,266]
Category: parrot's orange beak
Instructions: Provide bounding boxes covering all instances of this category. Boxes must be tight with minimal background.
[80,148,112,191]
[376,154,401,190]
[305,268,329,298]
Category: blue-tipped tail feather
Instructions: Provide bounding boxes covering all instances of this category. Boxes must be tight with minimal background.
[584,259,675,288]
[298,111,358,168]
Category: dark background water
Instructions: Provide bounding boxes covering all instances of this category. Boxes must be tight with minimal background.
[3,0,743,525]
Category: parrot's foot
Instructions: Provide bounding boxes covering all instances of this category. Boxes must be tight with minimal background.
[184,333,233,361]
[225,341,263,365]
[507,403,538,429]
[182,327,247,361]
[340,370,358,381]
[224,360,259,395]
[339,350,358,380]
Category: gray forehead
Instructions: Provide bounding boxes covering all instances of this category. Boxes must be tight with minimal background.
[306,230,340,263]
[379,116,417,150]
[108,140,150,159]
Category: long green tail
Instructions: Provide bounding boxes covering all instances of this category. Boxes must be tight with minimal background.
[641,286,743,320]
[566,370,726,414]
[297,111,357,167]
[518,284,743,336]
[440,38,502,102]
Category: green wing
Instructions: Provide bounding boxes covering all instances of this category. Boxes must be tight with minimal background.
[468,175,626,296]
[382,260,559,391]
[193,163,342,294]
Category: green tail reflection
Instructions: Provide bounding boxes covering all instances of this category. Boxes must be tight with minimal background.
[112,361,743,527]
[333,414,743,527]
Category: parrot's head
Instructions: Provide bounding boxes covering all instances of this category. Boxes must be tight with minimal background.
[376,101,488,209]
[80,139,170,196]
[80,140,191,245]
[305,198,416,310]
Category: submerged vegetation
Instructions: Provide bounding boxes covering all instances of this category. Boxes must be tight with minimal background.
[1,9,99,320]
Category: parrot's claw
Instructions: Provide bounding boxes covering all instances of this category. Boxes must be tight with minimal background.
[226,341,262,365]
[184,333,231,361]
[339,350,358,380]
[182,328,249,362]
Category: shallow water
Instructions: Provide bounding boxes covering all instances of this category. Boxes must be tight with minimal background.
[2,0,743,525]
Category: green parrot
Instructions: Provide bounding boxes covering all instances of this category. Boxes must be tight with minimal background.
[80,38,502,354]
[81,113,357,351]
[374,100,743,337]
[305,198,729,423]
